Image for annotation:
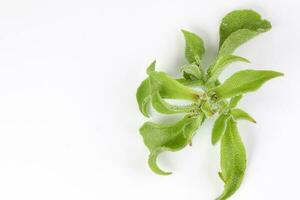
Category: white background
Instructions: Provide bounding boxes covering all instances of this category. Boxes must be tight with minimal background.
[0,0,298,199]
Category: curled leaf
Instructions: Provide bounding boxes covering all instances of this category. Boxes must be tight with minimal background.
[151,91,197,114]
[231,108,256,123]
[212,69,283,99]
[148,151,172,175]
[149,71,202,101]
[181,29,205,64]
[217,117,246,200]
[136,61,157,117]
[219,29,261,57]
[140,115,203,175]
[181,63,203,81]
[219,9,271,56]
[136,78,151,117]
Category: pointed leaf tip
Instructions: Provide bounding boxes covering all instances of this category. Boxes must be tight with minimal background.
[146,60,156,75]
[140,116,203,176]
[218,10,272,56]
[217,117,246,200]
[148,152,172,176]
[213,70,284,99]
[181,29,205,64]
[231,108,256,123]
[207,55,251,83]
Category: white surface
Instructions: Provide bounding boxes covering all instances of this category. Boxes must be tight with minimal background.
[0,0,298,199]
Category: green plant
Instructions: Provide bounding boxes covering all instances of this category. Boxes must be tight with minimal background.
[136,9,283,200]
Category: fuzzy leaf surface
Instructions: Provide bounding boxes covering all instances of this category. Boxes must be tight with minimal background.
[231,108,256,123]
[151,91,197,114]
[207,55,250,83]
[181,63,203,81]
[136,78,151,117]
[228,95,243,109]
[217,117,246,200]
[219,9,271,55]
[140,115,203,175]
[182,30,205,64]
[211,114,229,145]
[149,71,202,100]
[176,78,204,87]
[212,70,283,99]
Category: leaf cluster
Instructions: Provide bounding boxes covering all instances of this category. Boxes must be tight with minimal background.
[136,9,283,200]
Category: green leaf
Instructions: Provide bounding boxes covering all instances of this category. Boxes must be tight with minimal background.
[217,117,246,200]
[151,91,197,114]
[146,60,156,75]
[137,61,204,116]
[231,108,256,123]
[150,71,203,101]
[184,113,205,145]
[219,29,257,56]
[136,61,157,117]
[175,78,204,87]
[136,78,151,117]
[211,114,229,145]
[228,95,243,109]
[148,150,171,175]
[207,55,250,83]
[140,115,203,175]
[181,63,203,81]
[212,70,283,99]
[219,9,271,56]
[201,101,215,117]
[181,29,205,64]
[137,9,282,198]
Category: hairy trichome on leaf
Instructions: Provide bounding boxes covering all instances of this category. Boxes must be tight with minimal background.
[136,9,283,200]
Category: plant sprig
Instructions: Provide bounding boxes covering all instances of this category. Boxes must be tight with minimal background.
[136,9,283,200]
